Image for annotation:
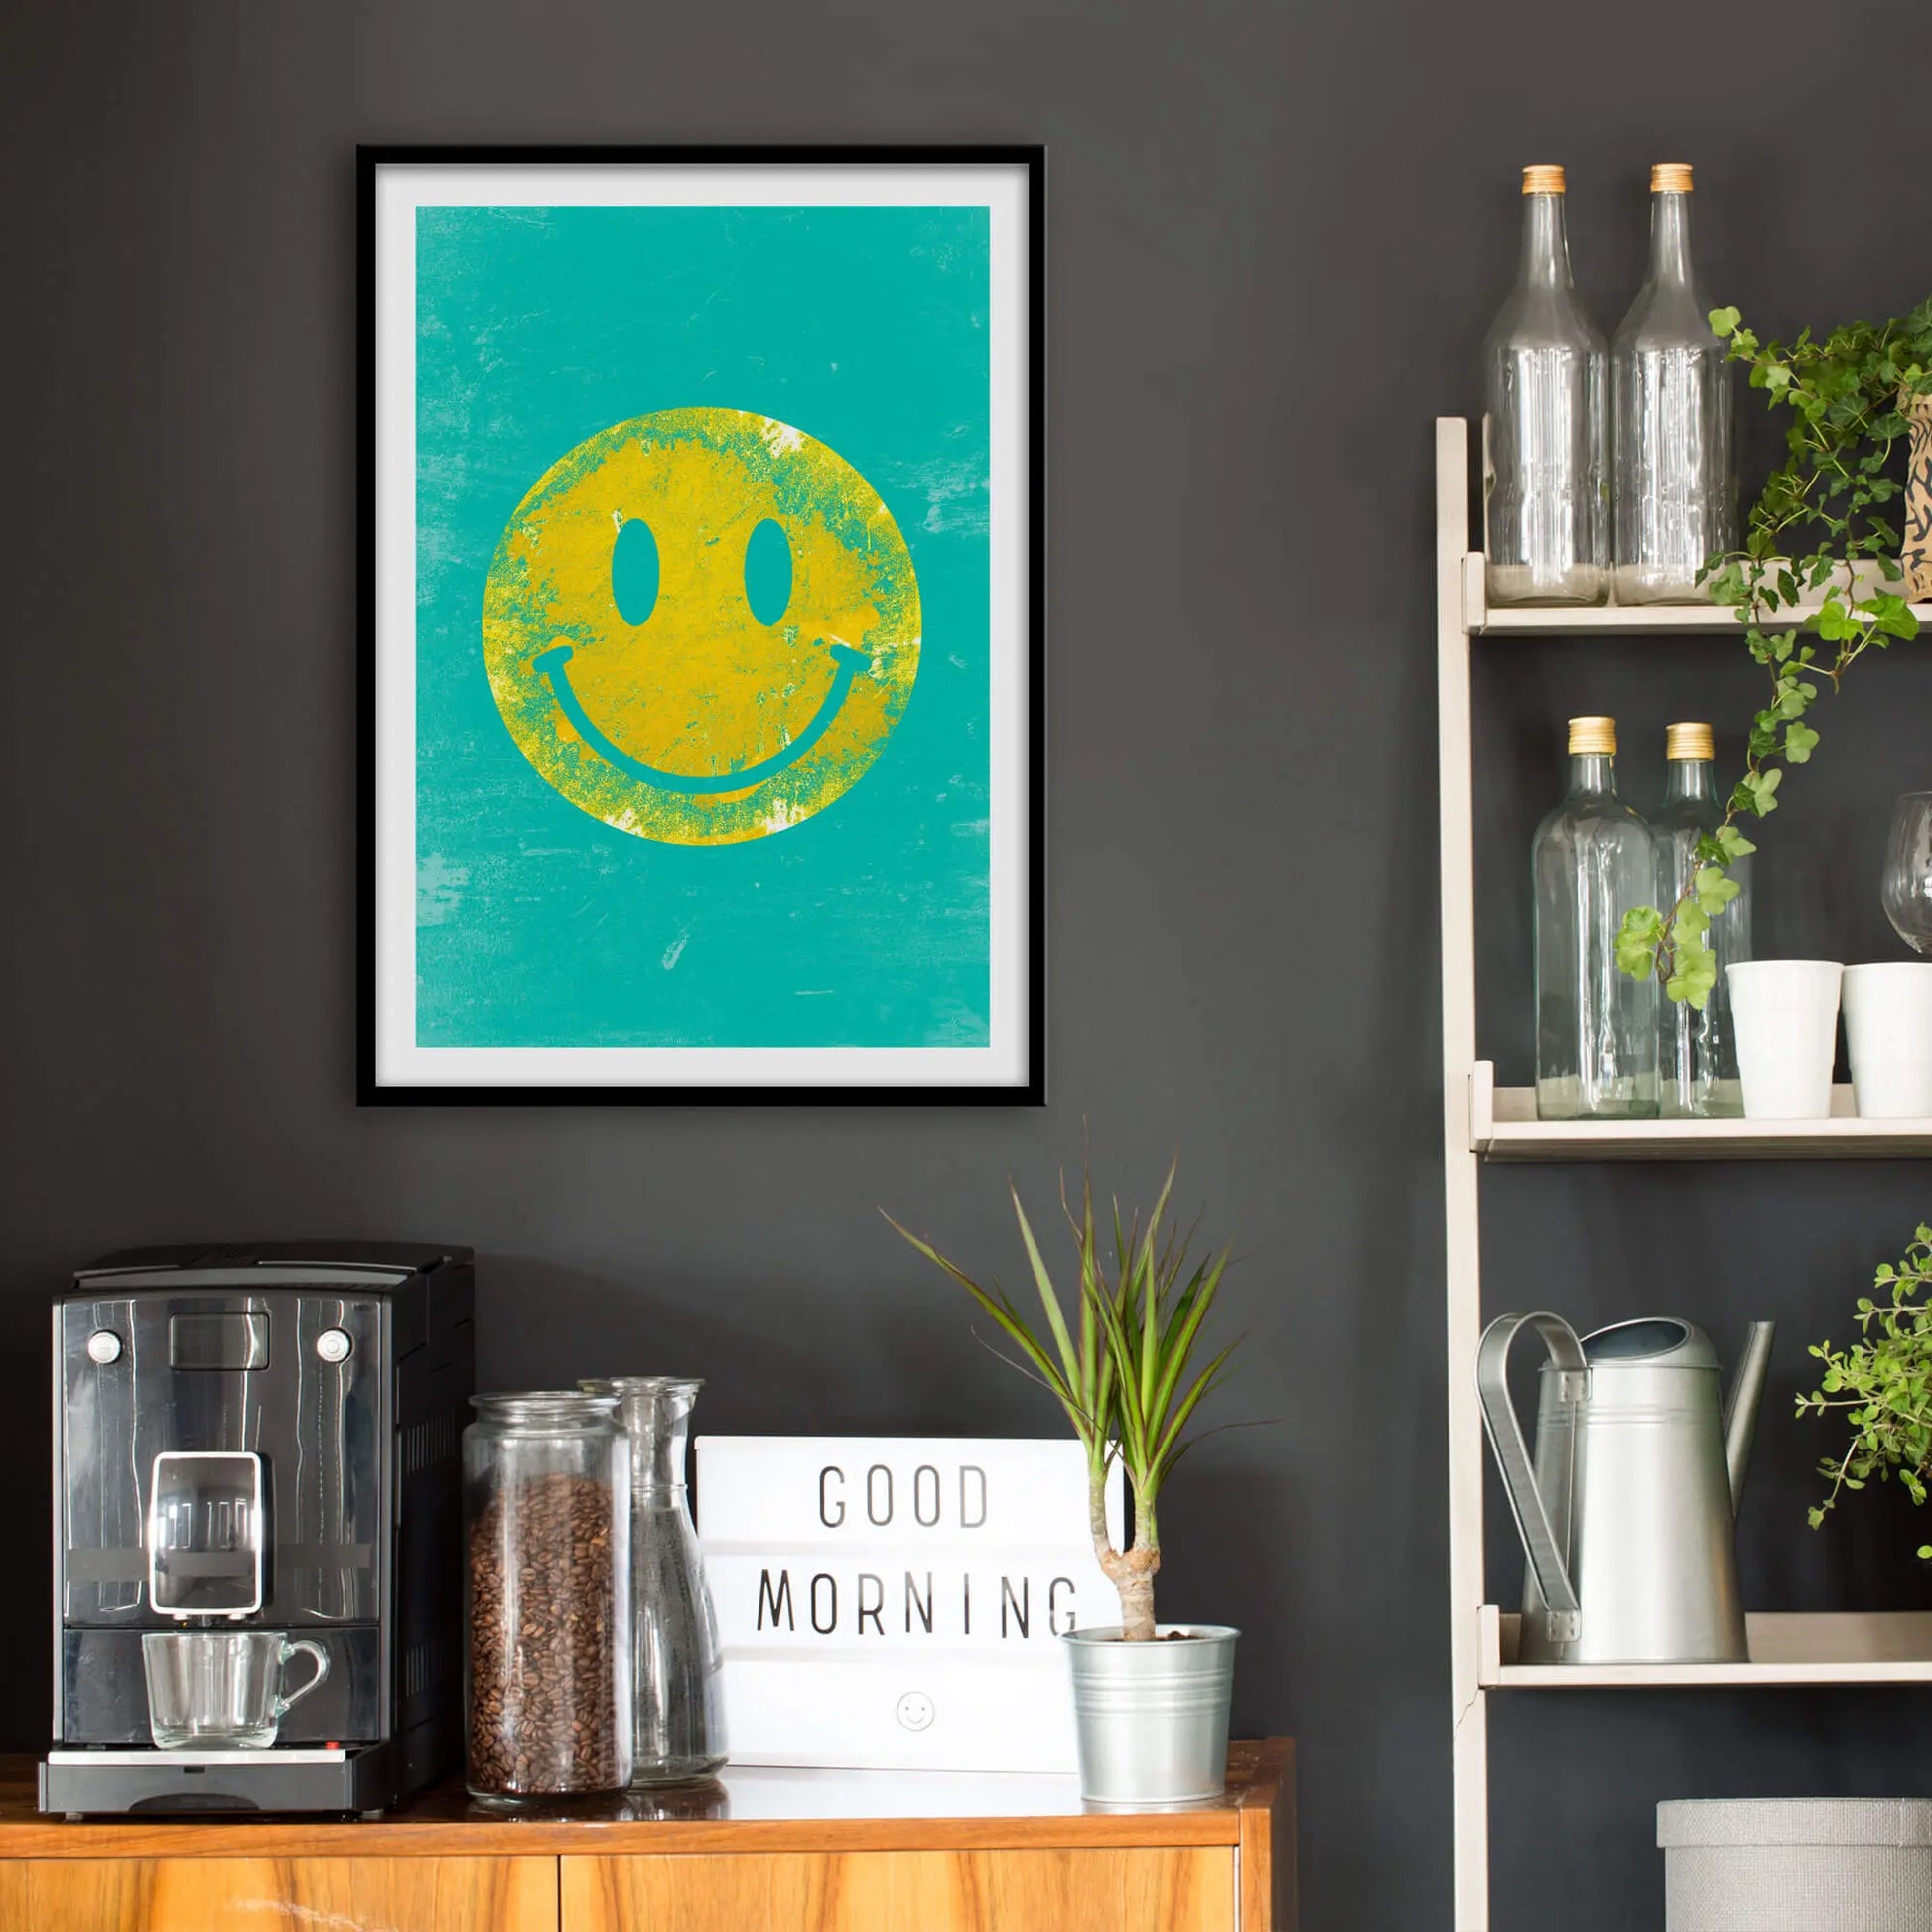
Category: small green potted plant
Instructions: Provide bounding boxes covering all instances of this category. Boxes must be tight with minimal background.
[1797,1224,1932,1550]
[887,1157,1243,1806]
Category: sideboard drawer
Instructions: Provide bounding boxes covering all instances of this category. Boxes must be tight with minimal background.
[0,1856,559,1932]
[563,1847,1237,1932]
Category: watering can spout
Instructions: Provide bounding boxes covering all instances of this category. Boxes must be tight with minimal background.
[1724,1322,1776,1514]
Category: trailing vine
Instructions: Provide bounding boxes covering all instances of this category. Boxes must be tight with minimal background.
[1615,297,1932,1006]
[1798,1226,1932,1556]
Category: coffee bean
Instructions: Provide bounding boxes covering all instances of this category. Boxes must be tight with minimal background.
[467,1469,621,1796]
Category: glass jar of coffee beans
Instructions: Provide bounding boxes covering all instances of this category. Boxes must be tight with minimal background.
[463,1392,631,1803]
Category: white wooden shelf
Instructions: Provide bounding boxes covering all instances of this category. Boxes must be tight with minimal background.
[1468,1063,1932,1161]
[1480,1605,1932,1688]
[1460,550,1932,638]
[1432,416,1932,1929]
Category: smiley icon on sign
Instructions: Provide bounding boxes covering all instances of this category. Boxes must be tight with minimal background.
[483,407,921,846]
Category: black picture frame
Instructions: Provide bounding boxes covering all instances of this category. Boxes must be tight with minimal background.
[357,144,1045,1106]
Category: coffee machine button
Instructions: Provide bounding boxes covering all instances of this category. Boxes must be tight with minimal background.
[315,1328,353,1364]
[85,1330,123,1366]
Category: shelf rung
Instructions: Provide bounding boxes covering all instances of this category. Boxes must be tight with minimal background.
[1480,1606,1932,1687]
[1470,1066,1932,1161]
[1463,549,1931,638]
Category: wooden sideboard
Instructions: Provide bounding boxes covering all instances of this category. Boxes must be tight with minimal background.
[0,1740,1294,1932]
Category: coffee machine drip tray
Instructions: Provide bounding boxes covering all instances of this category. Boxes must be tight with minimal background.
[48,1749,347,1765]
[40,1745,395,1819]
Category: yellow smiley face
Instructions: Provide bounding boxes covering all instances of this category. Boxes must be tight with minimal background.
[482,407,921,845]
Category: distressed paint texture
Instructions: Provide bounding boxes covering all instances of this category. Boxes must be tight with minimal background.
[414,204,990,1050]
[483,408,921,845]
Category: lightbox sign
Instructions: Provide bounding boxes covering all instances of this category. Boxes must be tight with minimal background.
[696,1437,1125,1772]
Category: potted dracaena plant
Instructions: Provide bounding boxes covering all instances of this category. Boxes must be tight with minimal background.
[886,1157,1244,1806]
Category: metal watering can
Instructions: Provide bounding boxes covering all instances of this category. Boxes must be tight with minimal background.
[1476,1313,1775,1665]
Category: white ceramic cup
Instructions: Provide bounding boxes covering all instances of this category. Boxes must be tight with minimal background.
[1726,960,1845,1119]
[1843,962,1932,1118]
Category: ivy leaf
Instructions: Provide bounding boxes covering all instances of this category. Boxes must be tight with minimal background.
[1615,907,1665,980]
[1784,721,1821,763]
[1863,592,1922,640]
[1695,866,1741,915]
[1710,305,1741,339]
[1706,562,1747,606]
[1665,937,1719,1009]
[1740,768,1783,815]
[1813,598,1857,641]
[1716,825,1758,860]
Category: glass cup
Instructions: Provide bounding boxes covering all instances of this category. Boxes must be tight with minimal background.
[142,1629,330,1749]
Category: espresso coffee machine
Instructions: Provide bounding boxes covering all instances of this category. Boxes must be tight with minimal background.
[41,1242,474,1816]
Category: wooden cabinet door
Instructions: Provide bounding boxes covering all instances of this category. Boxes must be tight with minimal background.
[0,1856,558,1932]
[563,1848,1236,1932]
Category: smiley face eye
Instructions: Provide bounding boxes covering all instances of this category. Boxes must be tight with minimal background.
[611,516,661,625]
[744,517,792,627]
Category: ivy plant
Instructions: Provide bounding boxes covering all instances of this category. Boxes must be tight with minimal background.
[1616,297,1932,1006]
[1798,1226,1932,1556]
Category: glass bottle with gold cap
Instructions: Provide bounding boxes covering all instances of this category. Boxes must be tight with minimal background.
[1654,721,1750,1116]
[1483,164,1608,606]
[1612,164,1736,603]
[1533,716,1659,1118]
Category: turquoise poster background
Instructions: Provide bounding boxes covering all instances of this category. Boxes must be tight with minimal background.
[414,205,991,1049]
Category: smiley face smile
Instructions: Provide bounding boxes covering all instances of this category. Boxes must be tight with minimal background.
[483,408,922,847]
[533,638,871,794]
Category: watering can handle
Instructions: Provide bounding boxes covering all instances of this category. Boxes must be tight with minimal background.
[1475,1312,1586,1623]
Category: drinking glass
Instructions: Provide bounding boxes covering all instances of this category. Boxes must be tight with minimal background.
[1883,794,1932,955]
[142,1629,329,1749]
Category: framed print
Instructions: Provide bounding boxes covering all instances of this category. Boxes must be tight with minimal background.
[359,145,1042,1102]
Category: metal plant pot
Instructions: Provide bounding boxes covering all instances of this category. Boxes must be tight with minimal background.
[1062,1624,1238,1807]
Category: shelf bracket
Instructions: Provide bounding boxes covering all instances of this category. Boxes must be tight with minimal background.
[1461,553,1487,634]
[1467,1061,1496,1153]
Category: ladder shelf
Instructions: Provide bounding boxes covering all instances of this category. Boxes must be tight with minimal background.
[1433,416,1932,1931]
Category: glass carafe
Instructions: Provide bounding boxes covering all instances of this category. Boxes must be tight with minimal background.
[1654,723,1750,1116]
[1534,716,1659,1119]
[582,1377,728,1785]
[1483,165,1609,606]
[1612,164,1735,603]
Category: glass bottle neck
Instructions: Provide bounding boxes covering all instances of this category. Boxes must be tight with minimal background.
[1567,753,1619,797]
[601,1383,699,1496]
[1664,757,1718,804]
[1519,193,1575,291]
[1647,192,1693,288]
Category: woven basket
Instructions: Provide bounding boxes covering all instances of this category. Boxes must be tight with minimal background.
[1659,1799,1932,1931]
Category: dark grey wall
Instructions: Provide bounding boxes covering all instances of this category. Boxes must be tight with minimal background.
[4,0,1931,1923]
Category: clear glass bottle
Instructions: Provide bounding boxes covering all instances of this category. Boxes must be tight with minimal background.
[463,1392,631,1805]
[1484,165,1609,606]
[1654,723,1750,1117]
[581,1377,728,1785]
[1534,716,1659,1119]
[1612,164,1735,603]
